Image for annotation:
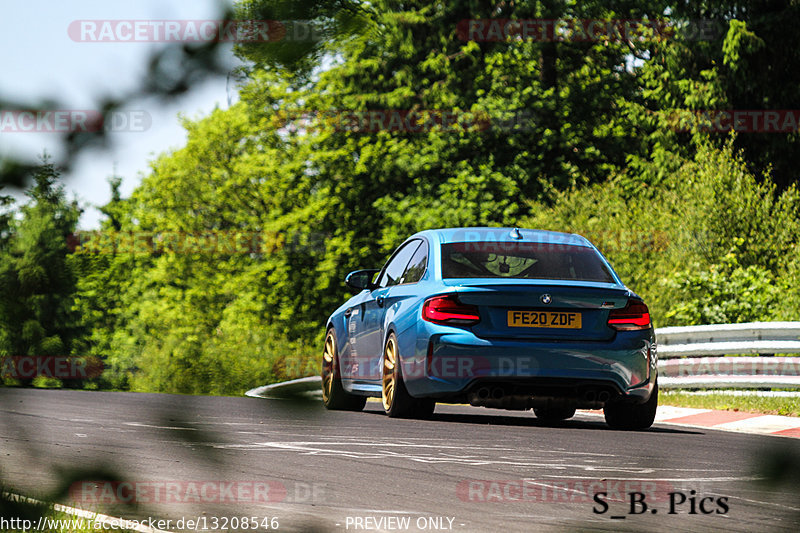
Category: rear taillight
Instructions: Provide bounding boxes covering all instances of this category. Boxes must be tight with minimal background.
[608,300,651,331]
[422,295,480,326]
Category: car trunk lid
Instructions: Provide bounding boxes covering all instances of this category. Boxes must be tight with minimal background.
[450,281,632,341]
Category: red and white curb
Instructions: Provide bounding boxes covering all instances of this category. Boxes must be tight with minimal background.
[581,405,800,438]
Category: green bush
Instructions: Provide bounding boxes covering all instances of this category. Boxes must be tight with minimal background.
[664,251,782,324]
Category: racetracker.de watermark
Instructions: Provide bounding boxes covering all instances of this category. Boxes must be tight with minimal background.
[339,355,541,381]
[583,229,670,253]
[457,479,677,503]
[457,19,722,42]
[271,109,540,134]
[67,230,327,255]
[665,109,800,133]
[0,356,103,380]
[0,110,151,133]
[660,357,800,377]
[68,20,323,43]
[68,480,326,504]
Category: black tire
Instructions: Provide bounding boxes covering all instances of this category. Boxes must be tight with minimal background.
[382,333,435,419]
[604,383,658,430]
[321,329,366,411]
[533,407,576,422]
[414,398,436,419]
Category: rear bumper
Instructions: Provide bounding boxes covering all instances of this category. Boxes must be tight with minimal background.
[400,328,657,407]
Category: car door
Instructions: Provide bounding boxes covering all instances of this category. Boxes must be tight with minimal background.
[347,239,422,382]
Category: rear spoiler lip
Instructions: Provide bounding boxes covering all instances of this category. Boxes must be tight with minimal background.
[442,278,627,291]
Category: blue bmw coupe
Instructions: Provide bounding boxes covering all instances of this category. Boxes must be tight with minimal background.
[321,227,658,429]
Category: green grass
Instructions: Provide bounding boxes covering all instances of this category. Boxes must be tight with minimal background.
[661,391,800,417]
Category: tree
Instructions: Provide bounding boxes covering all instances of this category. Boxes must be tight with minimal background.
[632,1,800,190]
[68,174,142,389]
[0,158,84,385]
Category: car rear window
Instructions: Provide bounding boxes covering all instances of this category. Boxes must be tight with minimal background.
[440,241,615,282]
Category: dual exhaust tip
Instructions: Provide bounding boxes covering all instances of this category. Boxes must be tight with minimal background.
[585,390,611,403]
[476,386,504,401]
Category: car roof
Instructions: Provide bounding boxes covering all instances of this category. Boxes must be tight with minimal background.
[410,227,593,247]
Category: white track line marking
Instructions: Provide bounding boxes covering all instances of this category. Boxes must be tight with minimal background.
[124,422,197,431]
[705,492,800,512]
[535,476,764,482]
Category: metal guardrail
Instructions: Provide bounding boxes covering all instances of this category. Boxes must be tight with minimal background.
[656,322,800,389]
[656,322,800,357]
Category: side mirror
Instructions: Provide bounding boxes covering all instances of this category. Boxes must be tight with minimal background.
[345,269,380,293]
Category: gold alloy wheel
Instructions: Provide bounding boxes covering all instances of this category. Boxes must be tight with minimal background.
[382,336,397,411]
[322,331,336,403]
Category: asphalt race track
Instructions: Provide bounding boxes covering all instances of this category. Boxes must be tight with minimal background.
[1,388,799,532]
